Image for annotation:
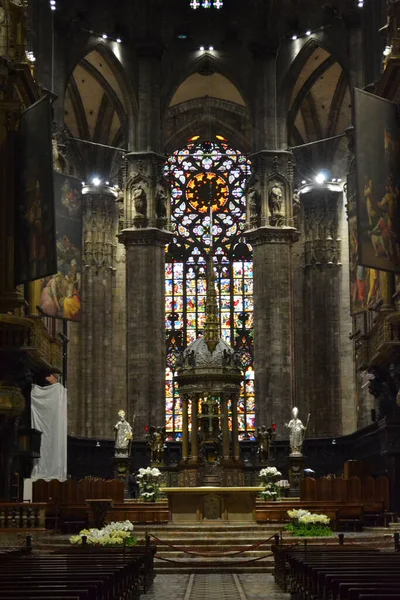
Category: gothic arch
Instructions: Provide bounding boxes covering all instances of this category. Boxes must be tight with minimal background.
[278,37,351,178]
[162,53,251,117]
[63,41,137,180]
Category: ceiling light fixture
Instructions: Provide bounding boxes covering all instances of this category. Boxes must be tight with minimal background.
[315,172,327,184]
[102,33,107,39]
[292,35,298,40]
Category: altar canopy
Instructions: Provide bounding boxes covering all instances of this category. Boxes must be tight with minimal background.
[31,383,67,481]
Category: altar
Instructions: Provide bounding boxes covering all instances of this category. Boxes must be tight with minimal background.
[161,486,263,523]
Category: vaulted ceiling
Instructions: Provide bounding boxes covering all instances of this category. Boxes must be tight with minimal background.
[64,47,127,181]
[288,46,351,179]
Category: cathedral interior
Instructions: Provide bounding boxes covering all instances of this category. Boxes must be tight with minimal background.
[2,0,400,594]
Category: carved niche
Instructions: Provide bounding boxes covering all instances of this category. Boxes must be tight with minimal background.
[266,156,292,228]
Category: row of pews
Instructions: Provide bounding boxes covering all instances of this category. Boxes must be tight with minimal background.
[0,539,156,600]
[273,535,400,600]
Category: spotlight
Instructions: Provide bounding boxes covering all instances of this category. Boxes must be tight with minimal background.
[50,0,55,4]
[209,45,214,51]
[92,177,101,186]
[116,38,122,43]
[50,5,56,10]
[337,178,342,183]
[358,1,363,6]
[315,172,327,184]
[199,46,205,51]
[105,180,110,185]
[306,30,312,36]
[332,178,337,182]
[292,35,298,40]
[301,180,306,185]
[102,33,108,39]
[82,181,85,186]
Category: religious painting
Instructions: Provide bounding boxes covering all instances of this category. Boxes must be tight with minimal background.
[15,97,56,284]
[39,173,82,321]
[354,88,400,272]
[348,170,381,313]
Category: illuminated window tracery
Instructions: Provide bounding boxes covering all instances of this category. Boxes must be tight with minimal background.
[165,138,254,440]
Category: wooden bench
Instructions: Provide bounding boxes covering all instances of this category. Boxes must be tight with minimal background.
[274,544,400,600]
[0,545,155,600]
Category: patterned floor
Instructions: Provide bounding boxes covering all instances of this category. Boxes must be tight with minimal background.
[141,574,290,599]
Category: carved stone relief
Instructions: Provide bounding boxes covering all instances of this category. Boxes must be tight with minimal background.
[83,195,117,271]
[303,192,341,268]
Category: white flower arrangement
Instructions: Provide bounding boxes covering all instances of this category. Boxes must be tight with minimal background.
[260,467,282,478]
[259,467,282,500]
[69,521,136,546]
[137,466,162,501]
[286,509,332,536]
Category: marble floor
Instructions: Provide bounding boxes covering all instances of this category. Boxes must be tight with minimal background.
[141,574,290,600]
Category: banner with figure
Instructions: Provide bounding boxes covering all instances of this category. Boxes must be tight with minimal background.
[354,88,400,272]
[347,169,381,313]
[15,97,56,284]
[39,173,82,321]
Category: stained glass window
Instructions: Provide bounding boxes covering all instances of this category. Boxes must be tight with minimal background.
[165,138,254,441]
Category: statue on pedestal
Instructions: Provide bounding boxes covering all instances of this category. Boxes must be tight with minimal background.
[148,426,166,464]
[114,410,133,457]
[285,407,310,456]
[256,425,274,463]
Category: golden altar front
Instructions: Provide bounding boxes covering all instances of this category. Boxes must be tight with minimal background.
[161,487,263,523]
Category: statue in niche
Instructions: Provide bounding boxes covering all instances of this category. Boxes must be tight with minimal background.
[114,410,134,457]
[256,425,274,463]
[246,176,261,223]
[285,407,310,456]
[155,181,168,222]
[268,183,284,218]
[148,426,166,464]
[292,188,301,227]
[133,185,147,216]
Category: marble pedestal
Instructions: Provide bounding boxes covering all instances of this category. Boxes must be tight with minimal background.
[288,454,305,497]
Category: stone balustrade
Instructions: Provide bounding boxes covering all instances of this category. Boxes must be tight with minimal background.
[0,503,47,529]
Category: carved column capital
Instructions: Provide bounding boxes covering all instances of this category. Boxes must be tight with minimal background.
[124,151,170,229]
[118,227,172,248]
[300,183,343,269]
[246,150,295,229]
[246,226,299,246]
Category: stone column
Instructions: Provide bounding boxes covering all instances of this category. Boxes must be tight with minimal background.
[246,151,298,436]
[190,394,199,463]
[297,184,345,436]
[221,395,230,460]
[231,394,240,460]
[182,395,189,462]
[119,149,171,440]
[80,185,118,438]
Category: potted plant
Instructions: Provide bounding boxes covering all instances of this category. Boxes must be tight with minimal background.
[286,509,333,537]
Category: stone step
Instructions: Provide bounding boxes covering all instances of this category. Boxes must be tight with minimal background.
[155,550,274,559]
[154,565,274,574]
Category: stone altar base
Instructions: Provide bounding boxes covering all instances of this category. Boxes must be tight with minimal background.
[161,486,262,523]
[114,456,130,498]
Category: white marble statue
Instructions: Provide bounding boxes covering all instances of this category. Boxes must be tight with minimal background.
[114,410,133,457]
[285,407,310,456]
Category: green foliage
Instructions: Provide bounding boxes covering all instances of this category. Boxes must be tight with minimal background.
[284,523,333,537]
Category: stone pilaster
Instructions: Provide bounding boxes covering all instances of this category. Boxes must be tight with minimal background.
[78,185,119,438]
[246,151,298,436]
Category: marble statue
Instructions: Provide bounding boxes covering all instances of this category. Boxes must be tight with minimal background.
[268,183,283,217]
[285,407,310,456]
[114,410,133,457]
[133,186,147,217]
[256,425,274,462]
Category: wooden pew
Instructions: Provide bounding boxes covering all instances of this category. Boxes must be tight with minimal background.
[274,544,400,600]
[0,546,153,600]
